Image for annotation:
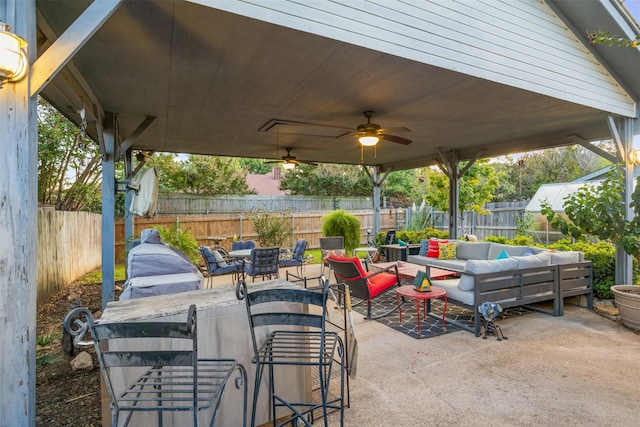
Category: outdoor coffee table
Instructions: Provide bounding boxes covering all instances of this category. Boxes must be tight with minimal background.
[396,285,447,333]
[371,261,457,282]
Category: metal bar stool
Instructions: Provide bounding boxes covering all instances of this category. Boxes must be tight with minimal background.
[63,304,247,427]
[236,278,345,426]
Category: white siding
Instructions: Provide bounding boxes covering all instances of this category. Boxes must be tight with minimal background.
[190,0,635,116]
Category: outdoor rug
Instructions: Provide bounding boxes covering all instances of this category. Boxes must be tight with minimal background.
[351,290,533,339]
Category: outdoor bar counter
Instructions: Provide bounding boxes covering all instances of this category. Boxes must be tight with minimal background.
[100,279,305,426]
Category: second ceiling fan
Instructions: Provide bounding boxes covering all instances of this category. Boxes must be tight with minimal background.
[266,147,318,169]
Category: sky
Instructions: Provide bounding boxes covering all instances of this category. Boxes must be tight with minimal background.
[625,0,640,21]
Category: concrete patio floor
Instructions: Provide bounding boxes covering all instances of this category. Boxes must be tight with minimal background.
[215,262,640,426]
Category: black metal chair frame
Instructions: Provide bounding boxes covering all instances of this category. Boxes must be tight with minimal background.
[243,246,280,282]
[63,304,247,427]
[199,246,241,287]
[279,239,308,276]
[236,279,345,427]
[319,236,345,277]
[328,256,402,320]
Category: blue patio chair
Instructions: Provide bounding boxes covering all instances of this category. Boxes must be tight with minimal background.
[231,240,257,251]
[243,246,280,282]
[200,246,242,287]
[279,239,308,276]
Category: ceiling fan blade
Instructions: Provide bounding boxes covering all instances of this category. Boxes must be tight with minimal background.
[265,160,281,164]
[380,126,411,133]
[299,160,318,166]
[382,134,412,145]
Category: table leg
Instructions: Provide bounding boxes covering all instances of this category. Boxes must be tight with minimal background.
[396,292,403,324]
[441,295,447,328]
[415,299,421,334]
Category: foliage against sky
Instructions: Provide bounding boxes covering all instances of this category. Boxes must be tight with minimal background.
[37,98,103,212]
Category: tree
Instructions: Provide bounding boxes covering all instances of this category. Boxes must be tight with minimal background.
[38,98,103,212]
[381,169,421,207]
[541,165,640,258]
[147,154,254,196]
[239,158,272,174]
[419,159,502,231]
[492,145,610,202]
[280,164,370,196]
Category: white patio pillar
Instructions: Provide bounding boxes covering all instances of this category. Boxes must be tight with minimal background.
[0,2,37,426]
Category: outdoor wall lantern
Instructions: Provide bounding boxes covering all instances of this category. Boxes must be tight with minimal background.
[629,149,640,166]
[0,22,28,88]
[358,133,380,147]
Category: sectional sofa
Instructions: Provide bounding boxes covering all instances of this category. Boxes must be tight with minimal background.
[407,241,593,335]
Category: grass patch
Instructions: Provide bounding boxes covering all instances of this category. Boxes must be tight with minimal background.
[306,249,322,264]
[75,264,126,285]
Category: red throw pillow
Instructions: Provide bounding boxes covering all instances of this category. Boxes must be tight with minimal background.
[427,238,448,258]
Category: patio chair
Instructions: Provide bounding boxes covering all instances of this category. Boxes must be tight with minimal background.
[63,304,247,427]
[200,246,242,287]
[383,230,396,245]
[319,236,345,276]
[236,278,345,427]
[279,239,308,276]
[243,246,280,281]
[328,255,402,319]
[232,240,257,251]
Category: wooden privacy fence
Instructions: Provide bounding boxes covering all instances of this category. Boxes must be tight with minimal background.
[115,209,406,261]
[418,201,530,241]
[37,208,102,303]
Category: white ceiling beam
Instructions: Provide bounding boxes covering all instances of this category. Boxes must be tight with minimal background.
[115,116,157,161]
[30,0,123,97]
[568,134,618,164]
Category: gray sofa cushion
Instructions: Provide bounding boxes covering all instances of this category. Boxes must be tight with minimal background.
[487,243,543,259]
[455,242,492,260]
[458,257,520,291]
[512,252,551,269]
[550,251,582,264]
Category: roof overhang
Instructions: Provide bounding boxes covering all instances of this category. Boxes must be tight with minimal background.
[35,0,640,171]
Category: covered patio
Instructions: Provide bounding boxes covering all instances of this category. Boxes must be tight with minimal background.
[233,264,640,426]
[1,0,640,425]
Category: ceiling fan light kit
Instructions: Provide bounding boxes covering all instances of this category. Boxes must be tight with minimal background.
[359,134,380,146]
[282,161,296,170]
[355,110,412,147]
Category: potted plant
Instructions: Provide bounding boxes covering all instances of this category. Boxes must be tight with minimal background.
[542,165,640,330]
[321,209,360,254]
[610,285,640,330]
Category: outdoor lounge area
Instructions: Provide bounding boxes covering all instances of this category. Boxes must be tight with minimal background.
[189,262,640,426]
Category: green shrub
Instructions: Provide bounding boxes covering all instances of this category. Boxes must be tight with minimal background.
[321,210,360,254]
[244,209,293,248]
[394,228,447,244]
[508,236,535,246]
[153,224,201,265]
[484,235,507,244]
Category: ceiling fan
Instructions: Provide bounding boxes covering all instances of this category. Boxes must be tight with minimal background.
[354,111,412,146]
[266,147,318,169]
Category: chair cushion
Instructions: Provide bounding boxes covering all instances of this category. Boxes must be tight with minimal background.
[328,255,366,276]
[367,273,399,298]
[211,250,227,267]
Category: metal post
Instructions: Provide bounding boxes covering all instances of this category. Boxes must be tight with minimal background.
[124,149,134,253]
[101,113,116,309]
